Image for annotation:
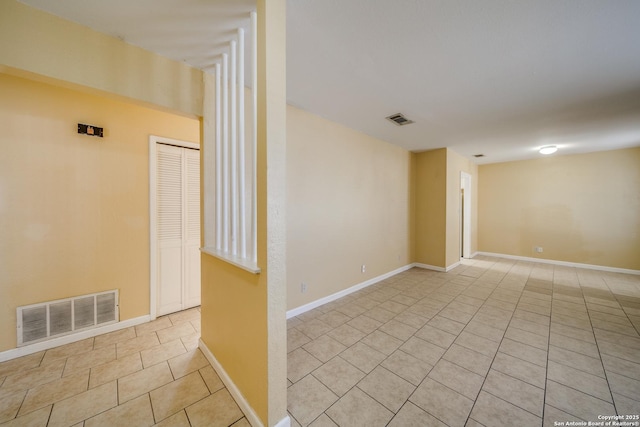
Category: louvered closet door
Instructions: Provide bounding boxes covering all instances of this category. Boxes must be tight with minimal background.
[156,144,201,316]
[184,148,201,309]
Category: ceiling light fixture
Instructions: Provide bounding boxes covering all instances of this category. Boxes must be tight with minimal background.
[539,145,558,155]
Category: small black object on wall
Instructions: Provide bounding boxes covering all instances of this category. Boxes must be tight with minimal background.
[78,123,104,138]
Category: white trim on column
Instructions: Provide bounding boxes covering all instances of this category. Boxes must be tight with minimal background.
[199,340,270,427]
[273,416,291,427]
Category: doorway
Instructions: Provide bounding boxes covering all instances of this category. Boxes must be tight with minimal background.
[149,136,201,318]
[460,172,472,259]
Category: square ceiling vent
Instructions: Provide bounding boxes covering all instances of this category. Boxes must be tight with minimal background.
[386,113,414,126]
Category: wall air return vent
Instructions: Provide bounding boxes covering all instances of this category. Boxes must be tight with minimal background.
[17,290,119,346]
[386,113,414,126]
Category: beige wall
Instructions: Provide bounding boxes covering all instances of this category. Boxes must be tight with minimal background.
[413,148,478,269]
[446,149,479,266]
[478,147,640,270]
[0,0,203,118]
[287,106,412,310]
[0,73,200,352]
[413,149,447,268]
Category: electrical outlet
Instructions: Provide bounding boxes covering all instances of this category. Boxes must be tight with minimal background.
[301,283,307,293]
[534,246,544,253]
[361,265,366,273]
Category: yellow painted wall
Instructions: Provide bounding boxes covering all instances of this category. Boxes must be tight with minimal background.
[286,107,412,310]
[0,73,200,352]
[478,147,640,270]
[446,149,478,267]
[413,149,447,268]
[200,258,268,419]
[0,0,203,118]
[200,1,287,425]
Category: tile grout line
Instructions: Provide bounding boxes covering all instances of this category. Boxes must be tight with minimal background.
[540,264,557,427]
[464,260,543,426]
[547,267,622,421]
[600,274,640,338]
[387,271,474,426]
[581,275,621,416]
[299,270,476,426]
[317,277,452,425]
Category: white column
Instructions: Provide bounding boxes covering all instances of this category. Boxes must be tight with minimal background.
[230,40,238,255]
[251,10,258,263]
[222,53,230,252]
[215,63,222,250]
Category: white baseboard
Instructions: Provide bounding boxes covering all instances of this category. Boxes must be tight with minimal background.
[446,261,461,272]
[286,264,414,319]
[412,261,461,272]
[0,315,152,362]
[477,252,640,275]
[199,339,264,427]
[287,249,638,324]
[274,415,291,427]
[412,262,446,272]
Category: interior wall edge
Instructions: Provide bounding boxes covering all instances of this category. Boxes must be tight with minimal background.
[476,251,640,276]
[286,264,415,319]
[287,261,471,319]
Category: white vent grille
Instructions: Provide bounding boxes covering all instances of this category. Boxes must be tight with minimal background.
[386,113,414,126]
[17,290,119,347]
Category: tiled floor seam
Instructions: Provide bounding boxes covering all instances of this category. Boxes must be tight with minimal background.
[345,275,467,426]
[582,299,620,414]
[540,285,554,427]
[586,279,630,329]
[299,278,450,425]
[603,281,640,338]
[386,276,470,424]
[465,265,538,426]
[482,388,544,419]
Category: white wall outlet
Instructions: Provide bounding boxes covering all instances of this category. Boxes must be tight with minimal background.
[361,264,366,273]
[300,283,307,293]
[535,246,544,253]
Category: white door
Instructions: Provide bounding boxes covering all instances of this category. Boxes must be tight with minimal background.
[155,142,201,316]
[460,171,471,259]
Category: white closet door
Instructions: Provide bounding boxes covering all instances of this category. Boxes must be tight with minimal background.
[156,143,200,316]
[184,148,201,309]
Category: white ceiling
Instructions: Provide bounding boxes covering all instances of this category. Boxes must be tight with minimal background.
[19,0,640,164]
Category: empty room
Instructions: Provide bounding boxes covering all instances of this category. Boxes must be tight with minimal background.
[1,1,639,427]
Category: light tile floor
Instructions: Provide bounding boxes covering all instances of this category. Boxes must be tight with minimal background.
[0,307,251,427]
[2,256,640,427]
[287,256,640,426]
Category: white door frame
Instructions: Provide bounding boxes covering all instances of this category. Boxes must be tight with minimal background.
[149,135,200,320]
[460,171,472,259]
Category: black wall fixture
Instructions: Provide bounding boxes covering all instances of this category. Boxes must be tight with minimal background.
[78,123,104,138]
